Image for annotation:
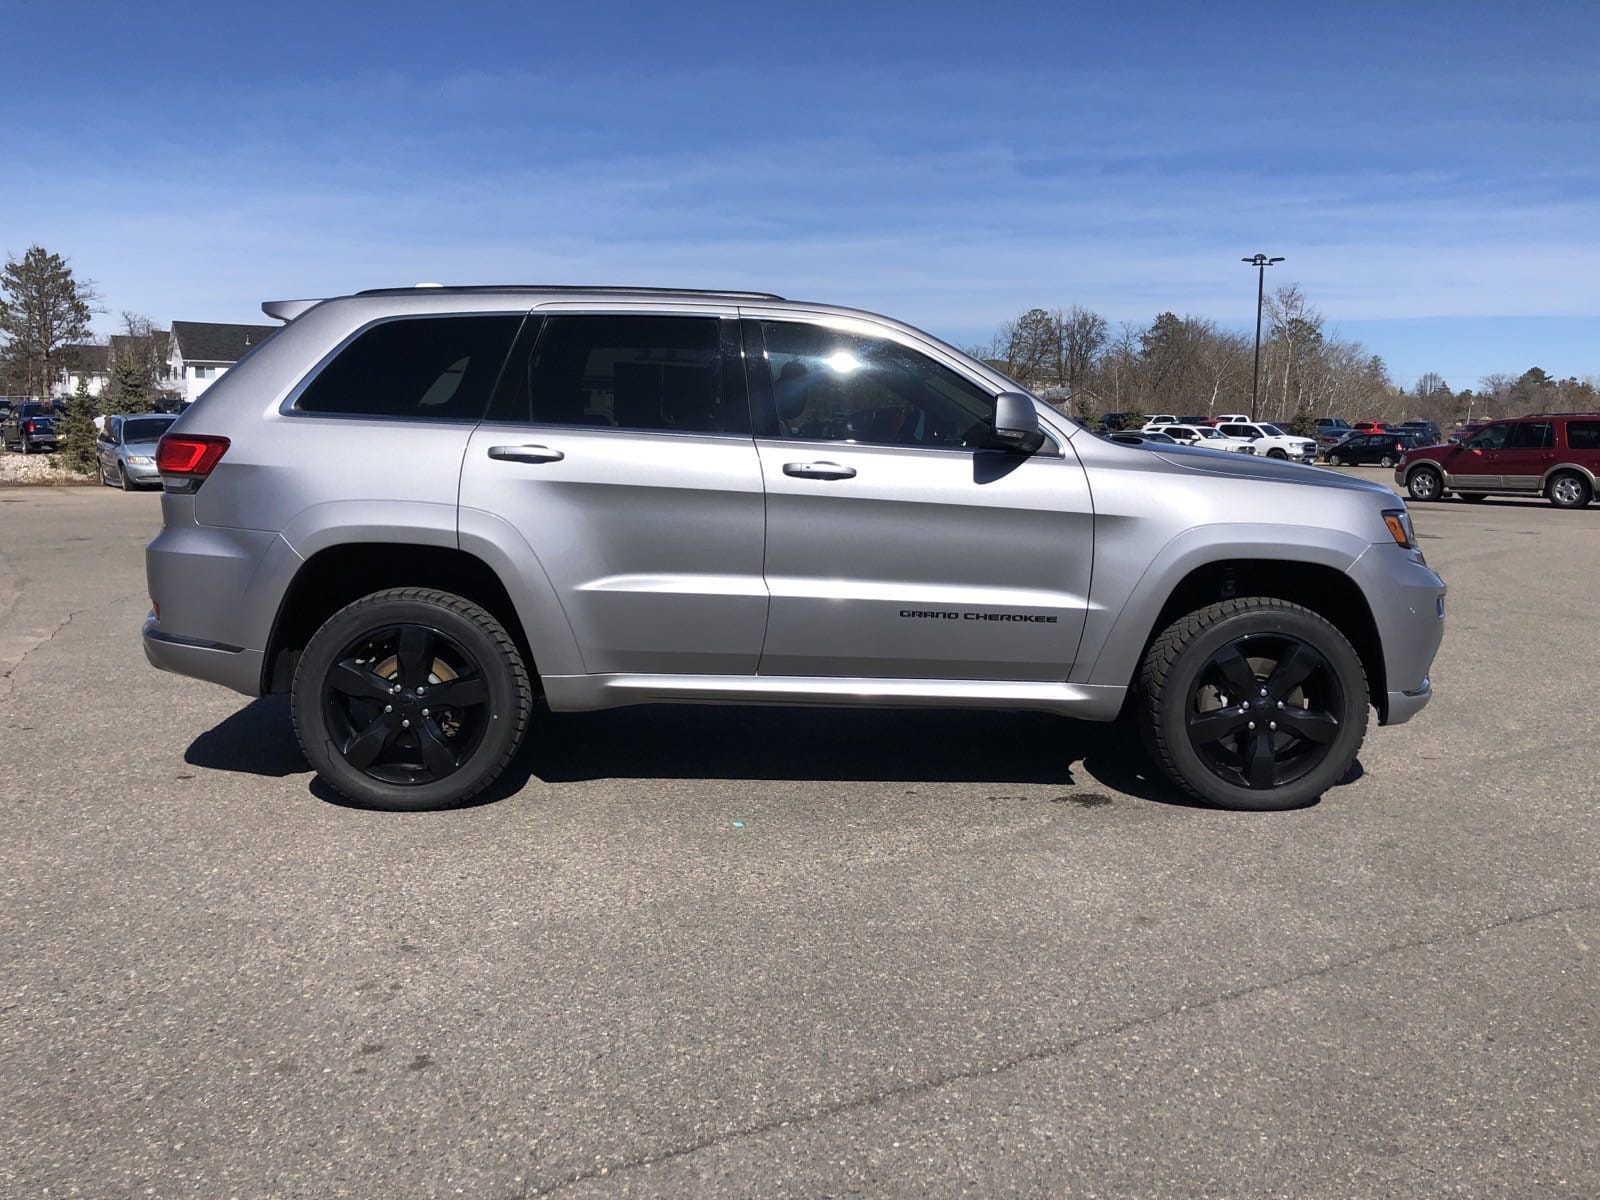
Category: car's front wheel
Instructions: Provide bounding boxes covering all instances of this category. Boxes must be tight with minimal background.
[1137,597,1368,811]
[1379,454,1396,467]
[291,588,533,811]
[1406,466,1443,501]
[1267,448,1287,460]
[1326,453,1343,466]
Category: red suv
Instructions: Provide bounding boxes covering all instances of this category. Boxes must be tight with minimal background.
[1397,413,1600,508]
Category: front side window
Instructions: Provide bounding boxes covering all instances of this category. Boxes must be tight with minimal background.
[296,315,522,419]
[1464,423,1512,450]
[1219,424,1257,439]
[753,321,995,449]
[1504,421,1553,449]
[1566,420,1600,450]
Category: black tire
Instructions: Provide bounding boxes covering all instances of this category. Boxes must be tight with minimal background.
[1137,597,1368,811]
[1267,448,1288,460]
[291,588,533,811]
[1379,455,1395,468]
[117,464,129,491]
[1406,466,1443,501]
[1326,453,1343,467]
[1457,493,1487,503]
[1546,471,1592,509]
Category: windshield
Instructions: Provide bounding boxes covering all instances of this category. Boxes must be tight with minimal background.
[122,417,175,443]
[1193,427,1225,439]
[1259,423,1286,436]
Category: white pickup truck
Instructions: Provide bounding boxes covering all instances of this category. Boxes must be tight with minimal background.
[1215,421,1318,462]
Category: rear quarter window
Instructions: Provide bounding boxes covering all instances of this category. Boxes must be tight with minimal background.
[1565,420,1600,450]
[295,314,523,420]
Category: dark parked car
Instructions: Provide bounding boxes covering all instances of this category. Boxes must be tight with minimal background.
[1398,419,1441,445]
[1096,412,1135,431]
[1324,431,1426,467]
[3,402,59,453]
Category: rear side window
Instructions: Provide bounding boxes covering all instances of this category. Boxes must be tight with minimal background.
[505,314,743,434]
[1565,421,1600,450]
[1505,421,1553,449]
[296,315,522,419]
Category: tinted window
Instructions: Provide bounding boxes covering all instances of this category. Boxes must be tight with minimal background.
[1566,420,1600,450]
[754,321,995,449]
[1219,424,1255,438]
[1505,421,1553,449]
[1166,426,1195,438]
[121,417,175,443]
[515,315,738,434]
[297,315,522,419]
[1464,423,1511,450]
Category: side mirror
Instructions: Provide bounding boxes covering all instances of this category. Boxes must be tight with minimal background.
[990,392,1045,454]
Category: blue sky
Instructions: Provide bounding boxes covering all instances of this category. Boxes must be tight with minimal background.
[3,0,1597,388]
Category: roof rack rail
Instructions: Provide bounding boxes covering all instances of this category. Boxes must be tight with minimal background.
[353,284,787,301]
[1530,410,1600,417]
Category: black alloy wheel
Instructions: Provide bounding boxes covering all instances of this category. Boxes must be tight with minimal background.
[292,588,532,810]
[1138,597,1368,811]
[320,623,491,786]
[1182,634,1344,792]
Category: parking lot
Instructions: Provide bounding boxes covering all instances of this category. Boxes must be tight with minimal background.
[3,476,1596,1198]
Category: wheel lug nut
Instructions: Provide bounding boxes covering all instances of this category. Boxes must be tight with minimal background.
[1276,700,1285,709]
[421,708,429,716]
[1259,687,1268,696]
[1248,721,1256,730]
[417,687,426,695]
[1268,721,1277,731]
[384,705,392,713]
[401,719,410,729]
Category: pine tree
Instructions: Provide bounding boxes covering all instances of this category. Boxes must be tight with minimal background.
[102,359,153,415]
[55,376,101,476]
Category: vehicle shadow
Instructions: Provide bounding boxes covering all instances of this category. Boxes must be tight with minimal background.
[187,697,1350,811]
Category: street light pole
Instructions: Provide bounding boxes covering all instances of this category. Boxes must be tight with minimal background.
[1242,253,1284,421]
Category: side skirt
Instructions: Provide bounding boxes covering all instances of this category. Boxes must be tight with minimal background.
[541,673,1128,721]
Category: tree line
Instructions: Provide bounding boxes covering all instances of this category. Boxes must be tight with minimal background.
[971,288,1598,429]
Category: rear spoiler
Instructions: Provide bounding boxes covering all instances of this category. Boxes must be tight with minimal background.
[262,298,322,323]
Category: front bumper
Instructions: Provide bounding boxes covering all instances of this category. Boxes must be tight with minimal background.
[1346,545,1446,726]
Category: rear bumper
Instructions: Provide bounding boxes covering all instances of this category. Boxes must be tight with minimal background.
[143,619,264,696]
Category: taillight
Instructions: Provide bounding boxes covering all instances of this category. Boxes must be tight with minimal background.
[155,434,230,479]
[23,419,35,433]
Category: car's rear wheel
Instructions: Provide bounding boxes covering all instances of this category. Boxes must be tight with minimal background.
[291,588,533,811]
[1547,471,1592,509]
[1326,453,1343,466]
[1406,466,1443,501]
[1138,597,1368,811]
[1380,454,1396,467]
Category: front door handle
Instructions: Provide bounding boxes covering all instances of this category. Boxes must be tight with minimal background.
[783,461,856,480]
[488,444,565,464]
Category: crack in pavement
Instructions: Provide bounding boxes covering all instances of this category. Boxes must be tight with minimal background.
[530,901,1596,1196]
[0,591,147,698]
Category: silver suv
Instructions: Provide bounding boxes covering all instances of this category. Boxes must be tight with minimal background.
[143,286,1445,812]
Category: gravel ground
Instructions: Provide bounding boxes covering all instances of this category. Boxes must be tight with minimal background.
[0,450,95,486]
[1,480,1596,1199]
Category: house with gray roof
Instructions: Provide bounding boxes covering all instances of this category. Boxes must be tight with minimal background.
[168,321,277,404]
[51,343,111,400]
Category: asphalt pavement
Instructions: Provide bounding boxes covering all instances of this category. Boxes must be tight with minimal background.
[2,478,1596,1198]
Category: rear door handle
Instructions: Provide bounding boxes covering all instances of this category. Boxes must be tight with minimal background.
[783,461,856,480]
[488,444,564,464]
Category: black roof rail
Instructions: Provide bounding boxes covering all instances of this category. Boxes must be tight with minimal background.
[353,284,786,301]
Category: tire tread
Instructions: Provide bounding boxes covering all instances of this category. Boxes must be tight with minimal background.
[1138,596,1368,806]
[290,587,532,809]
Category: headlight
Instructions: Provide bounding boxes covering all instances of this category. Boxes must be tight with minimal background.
[127,455,153,465]
[1381,508,1416,549]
